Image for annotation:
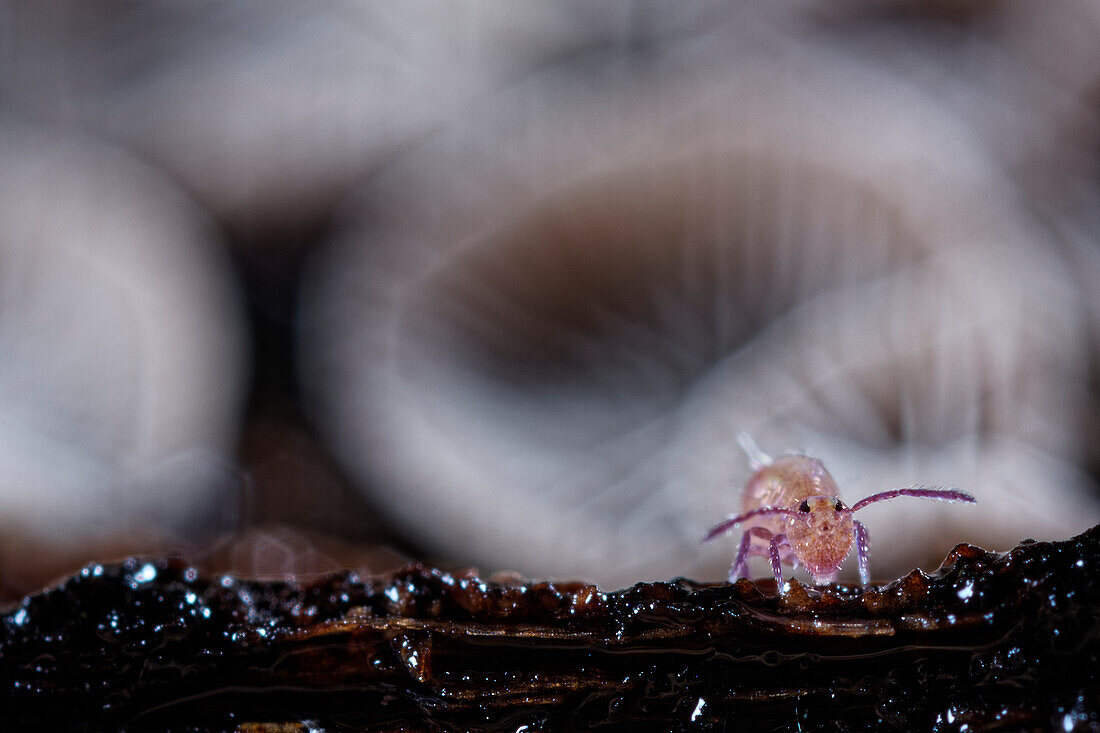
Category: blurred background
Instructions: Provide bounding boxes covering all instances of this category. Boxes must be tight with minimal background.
[1,1,1099,597]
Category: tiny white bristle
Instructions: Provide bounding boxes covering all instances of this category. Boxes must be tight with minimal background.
[736,431,771,470]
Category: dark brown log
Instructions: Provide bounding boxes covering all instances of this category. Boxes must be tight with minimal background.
[3,526,1098,731]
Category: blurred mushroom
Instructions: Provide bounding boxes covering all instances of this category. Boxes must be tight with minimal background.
[300,34,1100,588]
[0,118,246,547]
[0,0,728,246]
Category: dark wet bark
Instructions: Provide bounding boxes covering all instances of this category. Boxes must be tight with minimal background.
[3,527,1098,731]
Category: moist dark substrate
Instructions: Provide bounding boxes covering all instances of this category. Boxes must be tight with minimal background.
[2,527,1098,731]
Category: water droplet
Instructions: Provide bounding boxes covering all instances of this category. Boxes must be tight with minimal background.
[132,564,156,584]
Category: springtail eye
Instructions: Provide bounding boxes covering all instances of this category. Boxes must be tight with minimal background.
[834,500,844,512]
[798,500,811,513]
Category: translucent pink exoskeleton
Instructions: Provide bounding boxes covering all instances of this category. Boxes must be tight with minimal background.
[703,434,976,588]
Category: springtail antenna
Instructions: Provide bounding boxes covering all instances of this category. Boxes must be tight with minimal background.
[737,431,772,471]
[702,506,799,543]
[851,487,976,512]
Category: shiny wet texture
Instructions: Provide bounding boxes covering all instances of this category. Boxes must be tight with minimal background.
[2,527,1098,731]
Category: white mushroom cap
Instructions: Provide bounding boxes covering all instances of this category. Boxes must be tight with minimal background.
[301,38,1100,587]
[0,119,247,542]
